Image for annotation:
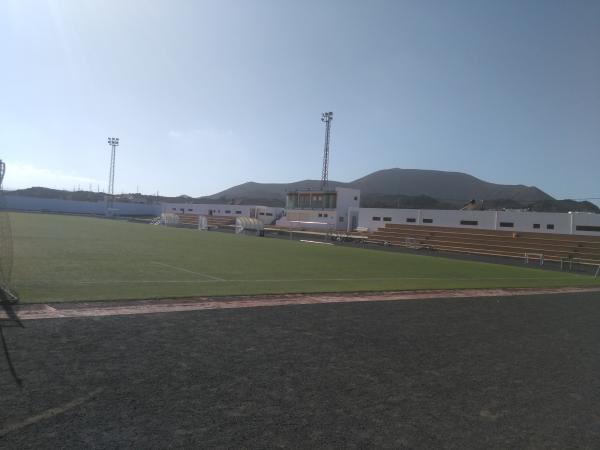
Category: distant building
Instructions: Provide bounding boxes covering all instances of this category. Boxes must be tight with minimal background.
[276,187,360,231]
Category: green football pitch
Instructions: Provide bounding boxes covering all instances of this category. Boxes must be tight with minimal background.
[9,212,600,303]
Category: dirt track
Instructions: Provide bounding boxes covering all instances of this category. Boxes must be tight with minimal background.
[2,286,600,321]
[1,290,600,448]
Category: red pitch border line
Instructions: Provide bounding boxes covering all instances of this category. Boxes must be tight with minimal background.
[3,287,600,321]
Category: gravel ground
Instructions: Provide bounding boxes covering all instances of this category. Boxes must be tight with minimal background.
[1,292,600,449]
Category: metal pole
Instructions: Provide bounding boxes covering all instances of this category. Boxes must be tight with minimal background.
[320,112,333,191]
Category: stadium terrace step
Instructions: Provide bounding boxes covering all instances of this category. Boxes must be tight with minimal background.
[174,213,236,228]
[207,216,235,227]
[370,231,600,257]
[366,224,600,266]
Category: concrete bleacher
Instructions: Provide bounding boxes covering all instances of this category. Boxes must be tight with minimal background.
[176,214,235,228]
[367,223,600,267]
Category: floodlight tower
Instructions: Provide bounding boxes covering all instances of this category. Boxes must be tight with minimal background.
[320,112,333,191]
[0,160,5,190]
[106,137,119,214]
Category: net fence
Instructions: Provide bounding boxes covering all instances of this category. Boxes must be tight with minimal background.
[0,160,17,302]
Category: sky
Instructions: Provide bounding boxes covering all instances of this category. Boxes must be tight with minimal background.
[1,0,599,202]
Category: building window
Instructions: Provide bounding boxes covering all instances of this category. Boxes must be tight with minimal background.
[172,208,176,211]
[339,217,344,222]
[460,220,478,226]
[533,223,540,229]
[499,222,514,228]
[383,217,392,222]
[372,217,381,221]
[423,218,433,224]
[266,213,273,216]
[236,211,242,214]
[547,224,554,230]
[575,225,600,232]
[406,218,416,223]
[323,213,328,218]
[225,210,231,214]
[354,196,358,201]
[187,208,193,211]
[259,212,265,215]
[318,213,322,217]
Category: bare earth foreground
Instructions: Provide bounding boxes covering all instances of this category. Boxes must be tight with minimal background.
[2,289,600,448]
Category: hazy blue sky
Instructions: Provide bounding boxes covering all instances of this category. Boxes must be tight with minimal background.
[1,0,599,201]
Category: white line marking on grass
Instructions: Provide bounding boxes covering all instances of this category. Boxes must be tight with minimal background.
[75,275,573,285]
[150,261,225,281]
[0,387,104,437]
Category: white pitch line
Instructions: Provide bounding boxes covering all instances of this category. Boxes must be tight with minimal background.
[0,387,104,437]
[150,261,225,281]
[74,275,580,285]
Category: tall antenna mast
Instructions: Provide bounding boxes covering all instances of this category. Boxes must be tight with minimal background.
[320,111,333,190]
[106,137,119,215]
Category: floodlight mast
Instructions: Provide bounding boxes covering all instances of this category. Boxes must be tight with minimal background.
[320,112,333,191]
[106,137,119,215]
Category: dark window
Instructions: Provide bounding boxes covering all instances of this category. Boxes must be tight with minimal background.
[499,222,514,228]
[354,196,358,201]
[406,218,416,223]
[187,208,193,211]
[423,218,433,224]
[547,224,554,230]
[339,217,344,222]
[460,220,478,226]
[259,212,265,216]
[383,217,392,222]
[225,210,231,214]
[576,225,600,232]
[533,223,540,229]
[266,213,273,216]
[323,214,328,218]
[372,217,381,221]
[172,208,176,211]
[236,211,242,214]
[318,213,323,217]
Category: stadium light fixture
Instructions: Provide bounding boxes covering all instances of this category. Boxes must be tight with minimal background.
[106,137,120,216]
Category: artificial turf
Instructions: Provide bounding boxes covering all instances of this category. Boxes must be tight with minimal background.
[2,292,600,448]
[9,212,600,303]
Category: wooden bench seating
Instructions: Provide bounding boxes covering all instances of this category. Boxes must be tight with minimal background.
[367,224,600,266]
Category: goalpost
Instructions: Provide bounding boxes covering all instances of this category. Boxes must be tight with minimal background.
[287,220,332,242]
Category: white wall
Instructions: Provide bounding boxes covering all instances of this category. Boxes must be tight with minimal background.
[6,195,161,216]
[335,187,360,230]
[357,207,600,236]
[161,203,285,224]
[572,212,600,236]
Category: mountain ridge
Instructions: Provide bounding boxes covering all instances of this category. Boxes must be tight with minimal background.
[7,169,599,213]
[208,168,552,203]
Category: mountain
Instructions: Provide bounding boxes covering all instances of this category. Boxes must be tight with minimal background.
[208,168,552,204]
[349,169,552,203]
[205,180,343,202]
[8,169,598,212]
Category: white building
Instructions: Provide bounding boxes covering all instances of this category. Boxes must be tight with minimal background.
[276,187,361,230]
[161,203,285,225]
[160,189,600,236]
[357,207,600,236]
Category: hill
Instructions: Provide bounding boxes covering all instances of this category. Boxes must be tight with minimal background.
[7,169,598,213]
[208,168,552,204]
